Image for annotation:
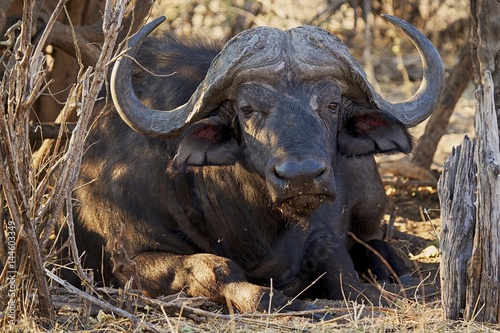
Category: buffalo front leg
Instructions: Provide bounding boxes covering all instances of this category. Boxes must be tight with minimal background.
[349,239,412,285]
[128,252,314,314]
[303,236,368,300]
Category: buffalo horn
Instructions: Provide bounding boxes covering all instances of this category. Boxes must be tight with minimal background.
[111,16,282,138]
[111,15,444,138]
[111,17,218,138]
[372,14,445,127]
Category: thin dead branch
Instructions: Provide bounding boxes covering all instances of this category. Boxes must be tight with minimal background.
[0,0,69,319]
[29,122,76,140]
[42,0,133,288]
[45,269,162,332]
[347,231,407,299]
[0,0,137,323]
[32,0,153,67]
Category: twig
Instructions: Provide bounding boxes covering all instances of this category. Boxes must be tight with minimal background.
[41,0,132,288]
[136,291,332,327]
[347,231,407,299]
[0,0,64,319]
[276,272,326,314]
[29,122,76,140]
[45,269,162,333]
[31,1,154,67]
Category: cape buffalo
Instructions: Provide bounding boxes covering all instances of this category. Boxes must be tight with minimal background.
[68,15,444,314]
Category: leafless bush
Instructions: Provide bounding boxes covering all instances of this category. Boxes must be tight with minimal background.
[0,0,145,325]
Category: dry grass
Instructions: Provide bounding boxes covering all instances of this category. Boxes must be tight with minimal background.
[4,287,500,332]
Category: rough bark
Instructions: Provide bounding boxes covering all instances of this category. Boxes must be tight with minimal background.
[470,0,500,128]
[464,71,500,323]
[447,0,500,323]
[439,71,500,323]
[437,137,476,320]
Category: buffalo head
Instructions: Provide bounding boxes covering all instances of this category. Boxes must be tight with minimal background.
[111,16,444,218]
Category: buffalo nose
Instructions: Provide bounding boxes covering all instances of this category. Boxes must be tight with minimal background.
[275,159,327,184]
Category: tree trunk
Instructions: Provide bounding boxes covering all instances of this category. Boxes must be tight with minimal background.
[470,0,500,129]
[464,71,500,323]
[437,137,476,320]
[439,0,500,323]
[438,71,500,323]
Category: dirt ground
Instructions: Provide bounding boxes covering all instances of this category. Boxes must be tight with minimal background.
[373,80,476,304]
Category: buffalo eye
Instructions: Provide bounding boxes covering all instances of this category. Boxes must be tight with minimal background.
[240,106,254,117]
[327,102,339,114]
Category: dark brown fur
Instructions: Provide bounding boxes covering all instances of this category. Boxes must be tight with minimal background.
[65,31,411,315]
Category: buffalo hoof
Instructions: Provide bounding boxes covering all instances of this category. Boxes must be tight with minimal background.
[350,239,409,283]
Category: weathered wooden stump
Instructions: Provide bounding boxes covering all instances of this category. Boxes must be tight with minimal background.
[438,71,500,323]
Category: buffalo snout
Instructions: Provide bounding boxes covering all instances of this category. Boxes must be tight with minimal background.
[274,159,327,185]
[267,158,335,217]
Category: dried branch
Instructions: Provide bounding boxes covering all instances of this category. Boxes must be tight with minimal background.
[40,0,133,288]
[37,14,100,67]
[0,0,139,323]
[34,0,154,67]
[0,0,69,319]
[29,122,76,140]
[45,269,162,332]
[136,292,331,327]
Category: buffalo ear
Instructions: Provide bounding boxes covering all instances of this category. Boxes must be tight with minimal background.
[171,118,239,170]
[338,109,412,156]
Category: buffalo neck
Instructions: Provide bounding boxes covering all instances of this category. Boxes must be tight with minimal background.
[179,163,309,271]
